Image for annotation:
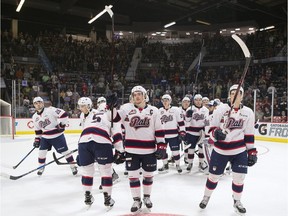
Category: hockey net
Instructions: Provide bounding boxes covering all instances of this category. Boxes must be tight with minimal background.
[0,99,14,139]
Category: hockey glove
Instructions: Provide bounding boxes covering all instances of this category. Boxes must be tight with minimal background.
[106,93,118,110]
[179,132,186,142]
[33,137,41,148]
[113,150,126,164]
[155,143,167,160]
[186,109,193,118]
[58,122,66,128]
[247,148,258,167]
[213,128,226,141]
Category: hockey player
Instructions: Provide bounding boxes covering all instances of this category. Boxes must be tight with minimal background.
[180,96,191,164]
[77,97,124,209]
[185,94,209,172]
[202,97,209,109]
[106,85,166,213]
[199,85,258,214]
[96,96,120,186]
[158,94,186,174]
[32,96,77,176]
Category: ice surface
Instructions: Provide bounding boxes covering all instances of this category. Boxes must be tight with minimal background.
[1,134,287,216]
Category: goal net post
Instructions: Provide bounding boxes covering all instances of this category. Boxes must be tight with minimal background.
[0,99,14,139]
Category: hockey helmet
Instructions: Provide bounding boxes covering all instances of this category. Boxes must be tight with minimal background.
[77,97,92,109]
[182,96,190,102]
[202,97,209,102]
[229,84,244,96]
[162,94,172,101]
[193,94,202,100]
[33,96,44,103]
[97,96,106,104]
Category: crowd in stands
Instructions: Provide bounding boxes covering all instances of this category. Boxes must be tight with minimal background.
[1,28,287,122]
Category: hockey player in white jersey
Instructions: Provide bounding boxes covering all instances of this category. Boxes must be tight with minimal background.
[77,97,124,209]
[32,97,77,176]
[185,94,209,172]
[106,85,166,213]
[158,94,186,174]
[180,96,191,164]
[96,96,121,187]
[199,85,258,215]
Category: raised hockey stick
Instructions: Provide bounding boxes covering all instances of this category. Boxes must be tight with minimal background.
[53,151,77,165]
[223,34,251,131]
[12,147,36,169]
[230,34,251,107]
[0,149,78,180]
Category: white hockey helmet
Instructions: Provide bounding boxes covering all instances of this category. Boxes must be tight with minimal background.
[131,85,147,95]
[229,84,244,96]
[97,96,106,104]
[77,97,92,109]
[193,94,202,100]
[161,94,172,101]
[182,96,190,102]
[33,96,44,103]
[131,85,148,101]
[202,97,209,102]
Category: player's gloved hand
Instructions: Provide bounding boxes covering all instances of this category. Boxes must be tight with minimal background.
[213,128,226,141]
[59,122,66,128]
[106,93,118,110]
[186,109,193,117]
[155,143,167,160]
[33,137,41,148]
[247,148,258,166]
[179,132,186,142]
[113,150,126,164]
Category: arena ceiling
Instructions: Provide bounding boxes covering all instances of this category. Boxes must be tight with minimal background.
[1,0,287,33]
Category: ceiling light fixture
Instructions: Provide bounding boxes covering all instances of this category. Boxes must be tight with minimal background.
[164,21,176,28]
[16,0,25,12]
[88,5,113,24]
[196,20,211,25]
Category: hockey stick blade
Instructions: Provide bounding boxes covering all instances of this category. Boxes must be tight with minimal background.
[2,149,78,180]
[232,34,251,58]
[53,151,77,165]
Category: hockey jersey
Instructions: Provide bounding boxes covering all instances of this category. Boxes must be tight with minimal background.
[186,105,209,136]
[159,106,185,138]
[32,107,68,139]
[79,109,124,152]
[209,103,255,156]
[114,103,165,155]
[180,106,191,132]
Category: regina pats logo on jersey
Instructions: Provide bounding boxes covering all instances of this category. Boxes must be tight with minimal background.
[193,113,205,121]
[226,117,244,130]
[39,118,51,128]
[160,115,173,124]
[129,116,150,129]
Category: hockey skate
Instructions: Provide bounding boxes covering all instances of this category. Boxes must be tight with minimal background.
[199,196,210,209]
[143,194,153,210]
[198,162,208,172]
[99,185,103,192]
[84,191,94,206]
[176,165,182,174]
[112,170,120,184]
[131,197,142,213]
[37,167,45,176]
[186,163,193,172]
[168,157,175,165]
[234,200,246,215]
[70,166,78,176]
[103,192,115,211]
[158,163,169,174]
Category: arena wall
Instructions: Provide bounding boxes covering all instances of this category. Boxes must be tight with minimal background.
[14,119,287,143]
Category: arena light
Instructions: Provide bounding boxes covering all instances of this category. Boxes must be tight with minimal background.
[16,0,25,12]
[88,5,113,24]
[164,21,176,28]
[196,20,211,25]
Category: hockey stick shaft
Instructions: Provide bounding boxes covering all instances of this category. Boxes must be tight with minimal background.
[13,147,36,169]
[1,149,78,180]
